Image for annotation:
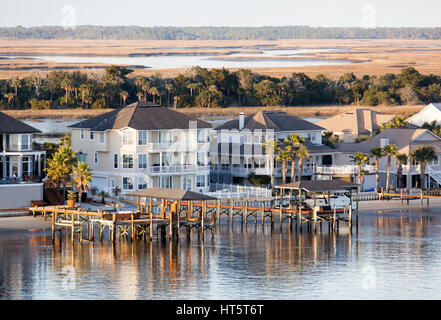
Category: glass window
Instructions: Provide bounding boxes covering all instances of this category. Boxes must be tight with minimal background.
[161,176,172,189]
[138,131,147,145]
[21,135,30,149]
[196,175,206,187]
[123,177,134,190]
[122,154,133,169]
[197,152,206,166]
[197,129,206,143]
[94,152,98,164]
[113,154,118,169]
[80,129,84,140]
[159,131,171,143]
[90,131,94,140]
[123,131,133,145]
[78,153,86,163]
[99,132,104,144]
[138,154,147,169]
[138,177,147,190]
[110,179,115,189]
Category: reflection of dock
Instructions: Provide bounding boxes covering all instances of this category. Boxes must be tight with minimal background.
[29,185,358,244]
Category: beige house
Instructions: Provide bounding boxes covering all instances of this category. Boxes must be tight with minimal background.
[317,109,395,143]
[69,101,212,194]
[325,128,441,190]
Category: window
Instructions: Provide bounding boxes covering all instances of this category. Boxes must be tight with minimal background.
[80,129,84,140]
[159,131,171,143]
[254,135,263,144]
[90,131,94,140]
[307,132,316,143]
[138,177,147,190]
[196,175,206,188]
[78,153,86,163]
[113,154,118,169]
[242,134,252,144]
[197,129,207,143]
[110,179,115,189]
[197,152,206,166]
[123,154,134,169]
[22,156,30,176]
[123,131,133,145]
[138,154,147,169]
[94,152,98,164]
[99,133,105,144]
[138,131,147,145]
[123,177,134,190]
[161,176,173,189]
[21,134,30,150]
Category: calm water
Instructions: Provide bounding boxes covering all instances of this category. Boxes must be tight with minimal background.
[1,211,441,300]
[8,48,351,69]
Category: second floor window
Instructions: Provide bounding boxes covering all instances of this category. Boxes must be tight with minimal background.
[123,177,133,190]
[21,134,30,149]
[123,154,133,169]
[113,154,118,169]
[90,131,94,140]
[94,152,98,164]
[123,131,133,145]
[197,152,206,166]
[99,133,105,144]
[196,175,206,187]
[138,154,147,169]
[138,131,147,145]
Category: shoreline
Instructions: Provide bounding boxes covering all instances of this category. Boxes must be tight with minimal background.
[0,198,439,238]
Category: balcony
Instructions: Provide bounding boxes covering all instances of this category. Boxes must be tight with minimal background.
[316,165,376,175]
[143,164,209,175]
[3,144,33,152]
[146,141,200,152]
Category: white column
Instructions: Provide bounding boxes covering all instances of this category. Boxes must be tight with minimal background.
[37,154,42,177]
[17,155,22,179]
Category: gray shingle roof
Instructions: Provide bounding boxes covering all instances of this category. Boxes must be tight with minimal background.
[69,101,212,131]
[0,111,40,134]
[276,180,358,192]
[126,188,217,201]
[215,110,324,132]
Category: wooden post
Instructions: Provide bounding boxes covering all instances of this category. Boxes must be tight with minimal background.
[217,200,221,223]
[279,191,283,228]
[201,200,205,237]
[312,206,317,233]
[261,201,265,226]
[169,203,173,239]
[348,203,352,232]
[245,200,248,225]
[131,212,135,241]
[136,196,140,211]
[112,212,116,243]
[381,187,384,200]
[51,209,55,240]
[149,197,153,241]
[298,189,302,231]
[333,205,336,231]
[421,189,424,209]
[71,213,75,243]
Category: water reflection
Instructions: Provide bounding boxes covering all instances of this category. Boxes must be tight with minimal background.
[1,212,441,299]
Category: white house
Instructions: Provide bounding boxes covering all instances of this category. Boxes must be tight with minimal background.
[210,110,338,186]
[407,103,441,127]
[0,111,45,209]
[69,101,212,194]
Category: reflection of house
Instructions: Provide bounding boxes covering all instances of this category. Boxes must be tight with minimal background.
[317,109,395,143]
[407,103,441,127]
[69,101,212,194]
[210,111,338,185]
[0,111,45,209]
[329,128,441,190]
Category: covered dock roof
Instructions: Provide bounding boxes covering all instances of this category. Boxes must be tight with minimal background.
[126,188,217,201]
[275,180,358,193]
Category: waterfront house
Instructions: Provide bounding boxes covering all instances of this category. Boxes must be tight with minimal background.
[317,109,395,143]
[210,110,338,186]
[327,128,441,190]
[69,101,212,194]
[0,111,45,209]
[406,103,441,127]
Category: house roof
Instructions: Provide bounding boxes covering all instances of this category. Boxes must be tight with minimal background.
[406,103,441,126]
[0,111,40,134]
[275,180,358,193]
[126,188,217,201]
[336,128,441,154]
[317,109,395,135]
[215,110,324,132]
[69,101,212,131]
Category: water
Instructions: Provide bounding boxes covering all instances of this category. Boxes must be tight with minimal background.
[7,48,351,70]
[1,212,441,299]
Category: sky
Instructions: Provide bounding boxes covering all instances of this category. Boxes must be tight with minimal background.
[1,0,441,28]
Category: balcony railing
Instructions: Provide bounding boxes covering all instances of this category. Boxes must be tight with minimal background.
[143,164,209,174]
[315,165,376,175]
[146,141,200,151]
[3,144,33,152]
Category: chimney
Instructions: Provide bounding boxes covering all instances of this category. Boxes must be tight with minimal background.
[380,138,389,148]
[239,112,244,130]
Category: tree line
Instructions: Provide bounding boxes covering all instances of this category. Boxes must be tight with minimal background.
[1,66,441,110]
[4,26,441,40]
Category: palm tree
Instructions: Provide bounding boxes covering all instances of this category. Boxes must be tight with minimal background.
[99,191,110,204]
[207,85,219,108]
[173,96,181,109]
[136,92,144,101]
[370,147,384,192]
[187,83,199,96]
[396,154,407,188]
[119,91,129,107]
[284,134,305,182]
[141,80,150,101]
[72,162,92,206]
[361,169,369,191]
[276,148,291,184]
[263,139,280,188]
[383,116,408,129]
[383,144,399,191]
[149,87,159,104]
[4,92,15,109]
[165,83,173,107]
[296,145,309,182]
[60,78,72,107]
[352,152,369,191]
[411,146,437,189]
